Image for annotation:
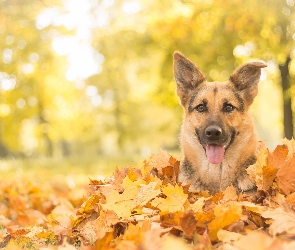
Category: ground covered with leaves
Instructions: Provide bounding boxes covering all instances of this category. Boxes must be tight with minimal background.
[2,139,295,249]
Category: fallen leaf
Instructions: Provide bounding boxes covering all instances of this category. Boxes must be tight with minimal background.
[101,185,138,219]
[151,184,188,214]
[217,229,242,243]
[276,158,295,195]
[262,206,295,236]
[134,182,161,207]
[281,138,295,159]
[179,211,197,238]
[229,231,283,250]
[207,203,242,241]
[247,149,277,190]
[267,144,288,168]
[161,235,194,250]
[190,197,205,213]
[223,186,238,201]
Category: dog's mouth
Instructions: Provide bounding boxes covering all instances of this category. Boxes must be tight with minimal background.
[205,144,225,164]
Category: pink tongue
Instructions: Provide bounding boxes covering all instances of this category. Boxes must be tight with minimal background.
[206,145,225,164]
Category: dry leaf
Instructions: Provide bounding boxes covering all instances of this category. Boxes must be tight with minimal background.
[190,197,205,213]
[262,206,295,235]
[267,144,288,168]
[207,203,242,241]
[217,229,242,242]
[229,231,283,250]
[247,149,278,190]
[276,158,295,195]
[101,185,138,219]
[223,186,238,201]
[151,184,188,214]
[134,182,161,207]
[281,138,295,159]
[179,211,197,238]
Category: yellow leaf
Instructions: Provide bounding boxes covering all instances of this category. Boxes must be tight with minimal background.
[247,149,277,190]
[77,194,101,215]
[190,197,205,213]
[231,201,268,214]
[217,229,242,243]
[134,182,161,207]
[207,203,242,241]
[262,207,295,236]
[230,231,280,250]
[151,184,188,214]
[101,185,138,219]
[222,186,238,201]
[161,235,194,250]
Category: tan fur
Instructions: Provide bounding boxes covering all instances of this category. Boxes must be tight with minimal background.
[174,52,266,194]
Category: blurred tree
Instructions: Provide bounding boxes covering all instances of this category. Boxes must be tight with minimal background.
[0,0,87,156]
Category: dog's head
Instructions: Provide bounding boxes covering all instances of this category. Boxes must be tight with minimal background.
[173,52,266,164]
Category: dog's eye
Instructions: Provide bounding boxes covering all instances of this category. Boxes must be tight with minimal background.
[223,103,235,112]
[195,104,207,113]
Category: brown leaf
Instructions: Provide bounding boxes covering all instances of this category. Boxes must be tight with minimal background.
[276,158,295,195]
[179,211,197,238]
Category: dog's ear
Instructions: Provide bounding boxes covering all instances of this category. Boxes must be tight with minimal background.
[173,52,206,105]
[230,62,267,105]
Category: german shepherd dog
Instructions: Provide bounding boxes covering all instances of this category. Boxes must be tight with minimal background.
[173,52,266,194]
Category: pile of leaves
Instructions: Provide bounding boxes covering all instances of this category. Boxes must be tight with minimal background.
[2,139,295,249]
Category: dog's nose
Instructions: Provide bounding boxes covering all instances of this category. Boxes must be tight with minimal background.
[205,125,222,141]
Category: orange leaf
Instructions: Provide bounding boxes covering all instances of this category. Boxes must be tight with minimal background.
[207,203,242,241]
[267,144,288,169]
[179,211,197,238]
[276,158,295,195]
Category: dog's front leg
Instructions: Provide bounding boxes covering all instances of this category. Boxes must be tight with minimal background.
[237,171,256,192]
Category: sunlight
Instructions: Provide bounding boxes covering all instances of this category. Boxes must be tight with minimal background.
[37,0,105,81]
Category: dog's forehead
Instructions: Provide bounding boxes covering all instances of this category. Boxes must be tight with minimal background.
[193,81,235,100]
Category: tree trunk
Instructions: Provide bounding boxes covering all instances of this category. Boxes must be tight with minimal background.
[279,56,294,139]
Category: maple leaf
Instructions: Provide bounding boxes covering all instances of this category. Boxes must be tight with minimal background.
[247,149,277,190]
[207,203,243,241]
[276,158,295,195]
[76,193,101,215]
[151,184,188,214]
[262,206,295,236]
[281,138,295,159]
[134,182,161,207]
[189,197,205,213]
[101,185,138,219]
[267,144,288,168]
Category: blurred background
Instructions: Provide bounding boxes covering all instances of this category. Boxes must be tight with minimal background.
[0,0,294,180]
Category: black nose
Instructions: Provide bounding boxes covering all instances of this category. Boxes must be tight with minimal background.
[205,125,222,141]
